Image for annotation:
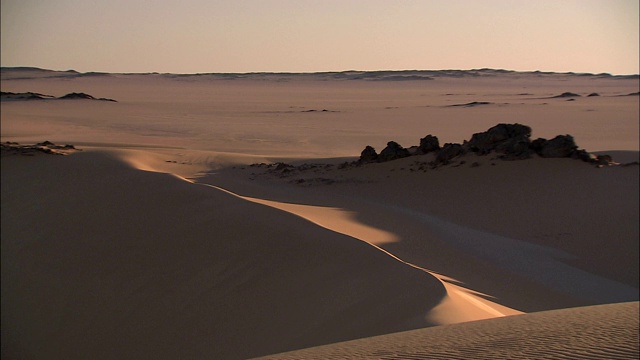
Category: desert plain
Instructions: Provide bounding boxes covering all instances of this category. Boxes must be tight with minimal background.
[1,67,639,359]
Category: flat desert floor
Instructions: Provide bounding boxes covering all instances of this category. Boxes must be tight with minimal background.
[1,68,638,359]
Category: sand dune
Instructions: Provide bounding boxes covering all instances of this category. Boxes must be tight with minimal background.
[256,301,639,359]
[2,151,449,359]
[1,69,638,358]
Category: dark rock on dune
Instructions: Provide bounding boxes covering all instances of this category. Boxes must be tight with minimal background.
[59,92,116,102]
[448,101,492,107]
[466,123,532,155]
[359,146,379,163]
[356,123,620,168]
[1,91,55,100]
[435,143,465,164]
[531,135,578,158]
[59,92,96,100]
[622,92,640,96]
[587,93,600,97]
[1,141,80,156]
[594,154,613,166]
[1,91,116,102]
[494,136,532,160]
[378,141,411,162]
[571,149,597,162]
[551,92,581,98]
[418,135,440,154]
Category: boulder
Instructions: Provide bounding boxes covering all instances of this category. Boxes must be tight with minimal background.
[495,136,532,160]
[418,135,440,154]
[466,123,532,155]
[531,135,578,158]
[378,141,410,162]
[359,146,378,163]
[435,143,465,164]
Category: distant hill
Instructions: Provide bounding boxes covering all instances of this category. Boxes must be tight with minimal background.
[1,66,638,81]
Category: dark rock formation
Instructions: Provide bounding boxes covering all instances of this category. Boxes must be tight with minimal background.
[1,91,54,100]
[531,135,578,158]
[359,146,378,163]
[466,123,532,156]
[378,141,410,162]
[355,123,620,168]
[448,101,492,107]
[551,92,581,98]
[587,93,600,97]
[59,92,97,100]
[1,91,116,102]
[1,141,79,156]
[435,143,465,164]
[59,92,116,101]
[418,135,440,154]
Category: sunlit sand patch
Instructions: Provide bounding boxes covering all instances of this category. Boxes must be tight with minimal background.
[206,184,400,246]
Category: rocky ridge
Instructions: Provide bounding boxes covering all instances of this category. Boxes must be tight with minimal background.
[1,91,116,102]
[1,141,80,156]
[358,123,619,167]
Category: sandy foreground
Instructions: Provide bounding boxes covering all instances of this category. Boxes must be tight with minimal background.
[1,68,639,359]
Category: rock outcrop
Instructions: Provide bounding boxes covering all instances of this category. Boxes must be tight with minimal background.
[1,91,116,102]
[1,141,79,156]
[378,141,411,162]
[357,123,618,168]
[531,135,577,158]
[418,135,440,154]
[359,146,378,163]
[465,123,532,157]
[435,143,465,164]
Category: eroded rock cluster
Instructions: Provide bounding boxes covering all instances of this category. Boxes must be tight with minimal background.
[358,123,614,167]
[1,141,79,156]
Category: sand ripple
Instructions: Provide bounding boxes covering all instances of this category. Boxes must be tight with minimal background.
[258,302,639,359]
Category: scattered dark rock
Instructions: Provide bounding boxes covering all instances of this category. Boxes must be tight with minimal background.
[301,109,337,113]
[418,135,440,154]
[274,162,293,171]
[594,154,613,166]
[1,141,80,156]
[378,141,411,162]
[448,101,492,107]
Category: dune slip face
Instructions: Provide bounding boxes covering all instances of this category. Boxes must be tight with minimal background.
[2,151,449,359]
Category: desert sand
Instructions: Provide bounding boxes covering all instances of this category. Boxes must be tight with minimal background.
[1,68,638,359]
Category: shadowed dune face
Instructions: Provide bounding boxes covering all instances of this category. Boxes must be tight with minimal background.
[1,151,446,360]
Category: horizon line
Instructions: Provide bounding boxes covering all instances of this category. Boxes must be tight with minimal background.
[1,66,639,77]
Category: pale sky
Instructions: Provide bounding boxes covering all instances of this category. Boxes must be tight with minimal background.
[1,0,638,74]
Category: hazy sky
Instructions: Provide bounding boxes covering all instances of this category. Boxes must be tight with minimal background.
[1,0,638,74]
